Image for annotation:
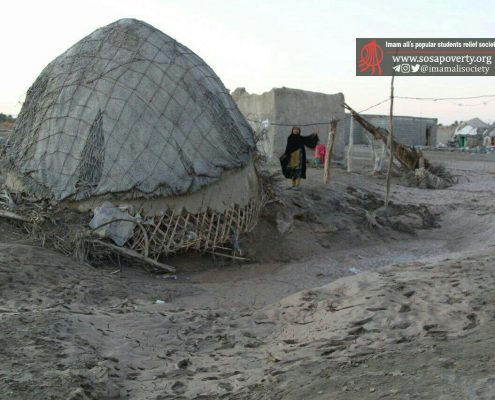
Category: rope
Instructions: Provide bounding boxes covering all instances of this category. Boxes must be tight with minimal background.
[246,98,390,127]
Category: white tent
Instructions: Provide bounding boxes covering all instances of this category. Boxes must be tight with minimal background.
[454,118,490,137]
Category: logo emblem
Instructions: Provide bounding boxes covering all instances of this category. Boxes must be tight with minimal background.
[392,63,421,73]
[358,39,384,75]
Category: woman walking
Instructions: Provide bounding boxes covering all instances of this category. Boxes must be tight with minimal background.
[280,127,319,190]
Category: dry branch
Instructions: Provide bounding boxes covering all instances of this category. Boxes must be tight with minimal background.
[343,103,429,171]
[0,210,33,223]
[91,239,175,273]
[206,250,249,261]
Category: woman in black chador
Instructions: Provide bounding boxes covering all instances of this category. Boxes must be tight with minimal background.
[280,127,319,190]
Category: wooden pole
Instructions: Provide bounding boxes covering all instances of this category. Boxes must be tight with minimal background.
[384,73,395,208]
[324,119,338,184]
[347,116,354,173]
[91,240,176,273]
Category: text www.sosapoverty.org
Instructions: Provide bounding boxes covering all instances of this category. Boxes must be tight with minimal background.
[391,54,492,74]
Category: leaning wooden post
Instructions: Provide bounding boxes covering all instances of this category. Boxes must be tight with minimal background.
[347,115,354,173]
[324,119,338,184]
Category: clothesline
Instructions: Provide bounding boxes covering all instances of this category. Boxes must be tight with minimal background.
[246,93,495,128]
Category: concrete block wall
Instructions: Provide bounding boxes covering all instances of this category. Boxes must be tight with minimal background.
[344,114,438,147]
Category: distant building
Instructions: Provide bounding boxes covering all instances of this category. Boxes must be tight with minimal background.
[232,87,345,162]
[453,118,490,147]
[0,121,14,133]
[485,124,495,146]
[436,125,457,145]
[345,114,437,147]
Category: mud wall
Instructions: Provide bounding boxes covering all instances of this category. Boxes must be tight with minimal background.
[233,87,345,162]
[437,125,456,145]
[63,161,260,214]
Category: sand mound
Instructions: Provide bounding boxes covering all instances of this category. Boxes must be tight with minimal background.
[2,150,495,399]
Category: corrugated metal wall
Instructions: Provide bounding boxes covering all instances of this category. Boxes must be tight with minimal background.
[344,114,438,146]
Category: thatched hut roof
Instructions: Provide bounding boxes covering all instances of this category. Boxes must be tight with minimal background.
[5,19,255,203]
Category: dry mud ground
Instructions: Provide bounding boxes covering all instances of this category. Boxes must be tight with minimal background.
[1,147,495,399]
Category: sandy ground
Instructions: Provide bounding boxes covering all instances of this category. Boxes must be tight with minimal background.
[1,146,495,399]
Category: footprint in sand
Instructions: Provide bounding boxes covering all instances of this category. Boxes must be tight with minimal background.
[171,381,186,394]
[463,313,478,330]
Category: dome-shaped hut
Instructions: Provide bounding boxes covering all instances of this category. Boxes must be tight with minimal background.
[4,19,260,258]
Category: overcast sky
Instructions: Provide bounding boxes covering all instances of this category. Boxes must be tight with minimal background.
[1,0,494,124]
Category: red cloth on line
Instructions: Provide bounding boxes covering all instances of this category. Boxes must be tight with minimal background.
[315,144,326,160]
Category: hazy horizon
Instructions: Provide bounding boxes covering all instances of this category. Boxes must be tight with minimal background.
[1,0,494,125]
